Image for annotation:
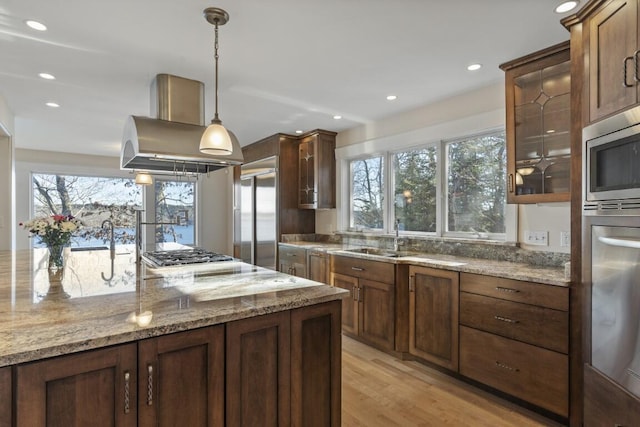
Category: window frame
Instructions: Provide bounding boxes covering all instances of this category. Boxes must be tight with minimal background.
[340,127,516,242]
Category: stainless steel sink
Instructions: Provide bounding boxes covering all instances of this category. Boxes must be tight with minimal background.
[344,248,411,258]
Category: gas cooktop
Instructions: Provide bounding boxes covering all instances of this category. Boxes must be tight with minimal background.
[142,248,233,267]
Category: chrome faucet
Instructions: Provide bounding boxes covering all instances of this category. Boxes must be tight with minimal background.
[101,219,115,281]
[393,219,400,252]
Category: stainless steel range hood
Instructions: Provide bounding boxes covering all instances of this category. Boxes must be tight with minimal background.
[121,74,243,174]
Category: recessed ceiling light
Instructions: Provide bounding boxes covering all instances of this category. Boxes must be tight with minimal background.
[386,95,397,101]
[555,1,579,13]
[46,102,60,108]
[467,63,482,71]
[26,20,47,31]
[39,73,55,80]
[333,115,342,120]
[295,130,303,134]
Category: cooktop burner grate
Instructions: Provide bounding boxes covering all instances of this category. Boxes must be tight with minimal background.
[143,248,233,267]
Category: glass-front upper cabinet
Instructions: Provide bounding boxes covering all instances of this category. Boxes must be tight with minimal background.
[298,130,337,209]
[500,41,571,203]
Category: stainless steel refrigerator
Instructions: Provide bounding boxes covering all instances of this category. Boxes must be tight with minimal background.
[239,157,277,269]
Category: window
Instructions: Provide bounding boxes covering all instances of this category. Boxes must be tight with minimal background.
[344,129,507,240]
[350,156,384,230]
[154,179,195,245]
[31,173,196,248]
[446,132,506,236]
[393,147,437,233]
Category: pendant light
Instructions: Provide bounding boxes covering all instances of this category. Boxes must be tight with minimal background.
[200,7,233,155]
[135,171,153,185]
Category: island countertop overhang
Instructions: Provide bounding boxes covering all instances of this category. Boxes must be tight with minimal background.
[0,249,347,367]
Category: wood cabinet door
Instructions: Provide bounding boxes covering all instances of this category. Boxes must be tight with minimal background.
[409,266,459,371]
[0,366,11,426]
[291,300,342,427]
[138,326,224,427]
[358,278,395,351]
[226,311,291,427]
[332,273,359,336]
[15,343,138,427]
[308,252,328,284]
[584,364,640,426]
[588,0,639,122]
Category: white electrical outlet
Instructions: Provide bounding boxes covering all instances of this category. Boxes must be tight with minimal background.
[524,230,548,246]
[560,231,570,247]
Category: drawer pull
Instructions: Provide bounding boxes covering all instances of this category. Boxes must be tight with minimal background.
[147,364,153,406]
[351,267,365,271]
[124,371,130,414]
[495,361,519,372]
[494,315,519,324]
[495,286,520,293]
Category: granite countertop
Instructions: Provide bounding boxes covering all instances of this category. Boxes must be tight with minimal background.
[279,241,569,287]
[0,248,347,367]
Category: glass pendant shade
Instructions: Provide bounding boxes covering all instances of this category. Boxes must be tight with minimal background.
[200,122,233,155]
[135,172,153,185]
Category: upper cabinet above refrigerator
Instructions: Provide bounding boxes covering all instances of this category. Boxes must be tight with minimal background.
[298,130,337,209]
[500,41,571,204]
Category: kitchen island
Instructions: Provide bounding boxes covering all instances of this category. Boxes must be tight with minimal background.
[0,248,347,426]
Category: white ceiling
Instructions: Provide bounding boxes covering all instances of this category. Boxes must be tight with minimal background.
[0,0,573,157]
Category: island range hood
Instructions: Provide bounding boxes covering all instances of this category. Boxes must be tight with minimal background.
[121,74,243,174]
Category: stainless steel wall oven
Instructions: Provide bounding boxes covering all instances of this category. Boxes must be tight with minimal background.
[583,106,640,399]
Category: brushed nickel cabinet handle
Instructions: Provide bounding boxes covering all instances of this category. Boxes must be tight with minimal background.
[147,364,153,406]
[508,173,514,193]
[624,56,635,87]
[494,315,519,324]
[495,286,520,293]
[351,267,364,271]
[352,286,357,301]
[124,371,130,414]
[635,50,640,82]
[495,361,519,372]
[357,287,362,302]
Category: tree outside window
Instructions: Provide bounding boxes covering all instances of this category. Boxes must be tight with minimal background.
[350,156,384,230]
[393,147,437,233]
[446,132,506,234]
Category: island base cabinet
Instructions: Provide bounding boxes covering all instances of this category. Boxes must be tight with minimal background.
[459,326,568,417]
[226,311,291,427]
[15,343,138,427]
[0,367,11,427]
[291,300,342,427]
[138,326,224,427]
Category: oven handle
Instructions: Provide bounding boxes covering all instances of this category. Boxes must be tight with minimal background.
[598,236,640,249]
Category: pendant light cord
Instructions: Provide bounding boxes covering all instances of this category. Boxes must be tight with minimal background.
[213,21,221,124]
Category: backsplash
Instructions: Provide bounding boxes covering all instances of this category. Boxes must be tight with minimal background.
[282,233,570,268]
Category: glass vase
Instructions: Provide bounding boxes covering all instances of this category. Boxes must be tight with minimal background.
[45,244,69,299]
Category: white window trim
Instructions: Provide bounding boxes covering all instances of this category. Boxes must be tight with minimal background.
[337,127,517,243]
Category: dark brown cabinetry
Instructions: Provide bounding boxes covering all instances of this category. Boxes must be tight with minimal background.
[138,326,224,427]
[408,266,459,371]
[15,343,138,427]
[332,255,395,351]
[308,249,330,284]
[278,244,307,278]
[586,0,639,123]
[584,364,640,426]
[1,366,12,426]
[500,42,571,203]
[298,130,337,209]
[458,273,569,417]
[227,311,291,427]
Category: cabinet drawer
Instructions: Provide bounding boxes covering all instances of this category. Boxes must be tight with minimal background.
[459,292,568,353]
[584,364,640,427]
[332,255,394,284]
[460,273,568,311]
[459,326,568,417]
[279,245,307,263]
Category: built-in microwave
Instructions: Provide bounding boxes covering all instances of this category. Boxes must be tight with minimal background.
[584,107,640,211]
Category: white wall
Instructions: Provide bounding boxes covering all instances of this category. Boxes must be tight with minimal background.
[320,82,571,253]
[0,94,15,250]
[14,149,232,252]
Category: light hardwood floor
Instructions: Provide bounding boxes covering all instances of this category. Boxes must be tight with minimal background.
[342,335,563,427]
